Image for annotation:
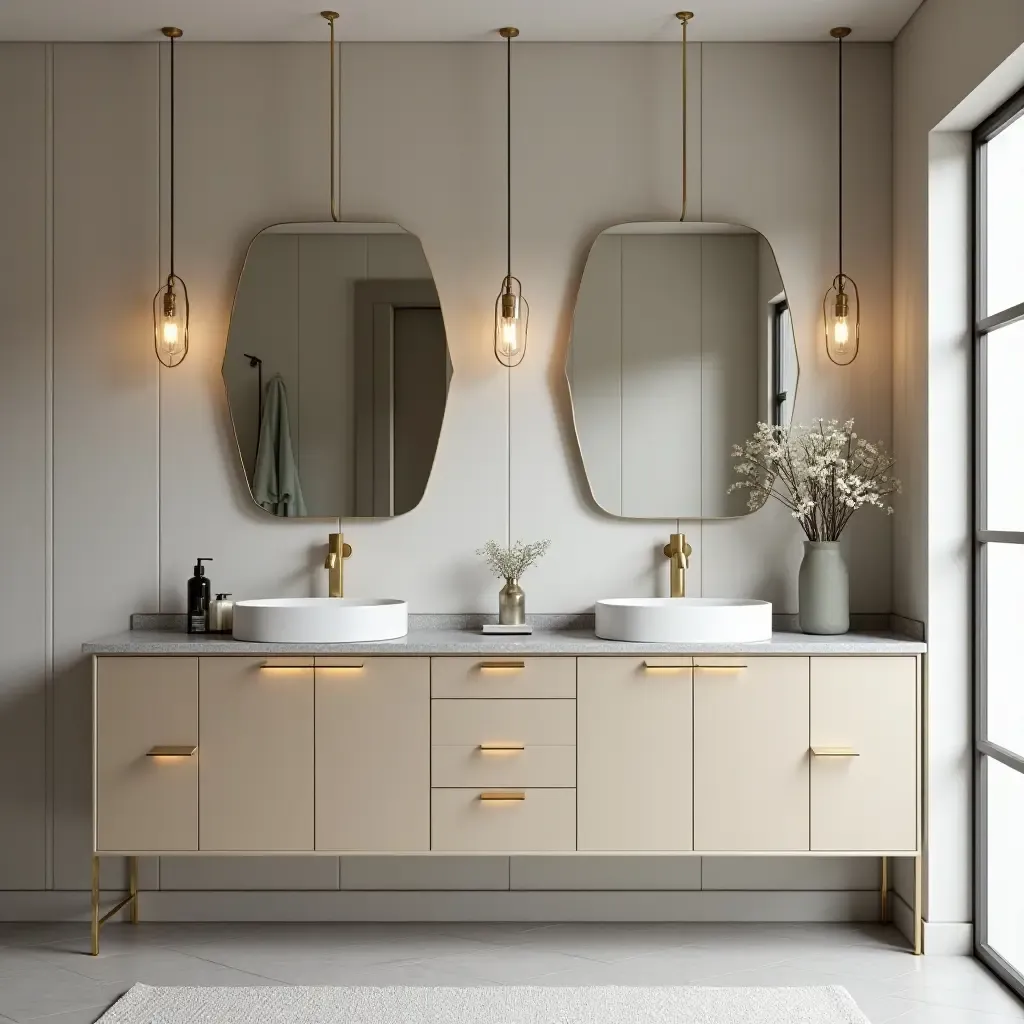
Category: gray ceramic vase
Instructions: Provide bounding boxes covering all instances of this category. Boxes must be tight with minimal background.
[798,541,849,635]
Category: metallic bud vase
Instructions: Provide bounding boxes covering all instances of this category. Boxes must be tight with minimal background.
[498,577,526,626]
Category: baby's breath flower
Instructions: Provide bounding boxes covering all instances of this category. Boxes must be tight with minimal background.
[477,539,551,580]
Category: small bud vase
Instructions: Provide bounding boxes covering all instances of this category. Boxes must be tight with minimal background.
[498,578,526,626]
[798,541,849,635]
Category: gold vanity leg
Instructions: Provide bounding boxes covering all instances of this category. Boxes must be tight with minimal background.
[90,856,100,956]
[129,856,139,925]
[913,853,923,955]
[880,856,888,923]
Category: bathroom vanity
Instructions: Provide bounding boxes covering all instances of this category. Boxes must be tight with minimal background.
[84,627,925,952]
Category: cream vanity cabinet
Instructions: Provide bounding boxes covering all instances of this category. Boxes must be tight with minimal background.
[93,652,919,858]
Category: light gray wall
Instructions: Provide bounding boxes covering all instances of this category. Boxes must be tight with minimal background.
[893,0,1024,948]
[0,40,893,910]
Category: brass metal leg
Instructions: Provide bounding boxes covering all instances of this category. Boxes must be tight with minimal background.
[90,856,100,956]
[129,857,139,925]
[913,853,923,955]
[880,856,888,923]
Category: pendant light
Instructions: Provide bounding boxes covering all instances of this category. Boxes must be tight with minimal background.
[494,26,528,368]
[677,11,692,221]
[153,27,189,368]
[823,26,859,366]
[321,11,341,222]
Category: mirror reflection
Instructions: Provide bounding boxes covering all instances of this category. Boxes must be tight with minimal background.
[568,222,798,520]
[224,223,451,519]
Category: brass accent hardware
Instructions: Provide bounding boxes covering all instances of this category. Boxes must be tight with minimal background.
[643,662,690,671]
[810,746,859,757]
[676,12,693,221]
[146,745,196,757]
[480,791,526,801]
[830,26,852,38]
[260,662,313,670]
[91,855,139,955]
[479,661,525,670]
[325,532,352,598]
[479,743,526,752]
[663,533,692,598]
[881,855,888,923]
[321,11,341,222]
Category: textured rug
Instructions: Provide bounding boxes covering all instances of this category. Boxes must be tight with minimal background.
[96,984,870,1023]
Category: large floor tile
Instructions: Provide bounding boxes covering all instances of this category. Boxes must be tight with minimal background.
[0,963,124,1023]
[885,1007,1024,1024]
[423,946,595,984]
[509,923,699,962]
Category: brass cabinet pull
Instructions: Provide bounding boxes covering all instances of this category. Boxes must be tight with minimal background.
[259,662,312,670]
[643,661,690,671]
[147,745,197,757]
[479,661,526,670]
[479,791,526,801]
[478,742,526,752]
[810,746,860,757]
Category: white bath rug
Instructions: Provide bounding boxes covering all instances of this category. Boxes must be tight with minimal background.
[96,983,870,1023]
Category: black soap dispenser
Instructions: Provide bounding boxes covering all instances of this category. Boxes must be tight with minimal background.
[187,558,213,634]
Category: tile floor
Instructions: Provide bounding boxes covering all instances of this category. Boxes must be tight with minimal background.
[0,921,1020,1024]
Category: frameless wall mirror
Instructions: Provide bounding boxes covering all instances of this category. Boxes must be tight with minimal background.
[224,222,452,519]
[567,221,798,520]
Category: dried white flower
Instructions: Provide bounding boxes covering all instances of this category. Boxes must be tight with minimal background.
[477,539,551,581]
[729,419,900,542]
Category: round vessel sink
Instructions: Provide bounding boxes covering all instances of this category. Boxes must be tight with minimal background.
[595,597,771,644]
[233,597,407,644]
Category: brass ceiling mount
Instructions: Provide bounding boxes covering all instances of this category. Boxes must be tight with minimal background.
[160,26,182,39]
[676,11,694,25]
[320,10,339,24]
[830,26,852,39]
[499,27,520,39]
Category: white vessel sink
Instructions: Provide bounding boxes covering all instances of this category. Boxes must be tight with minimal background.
[233,598,408,644]
[595,597,772,644]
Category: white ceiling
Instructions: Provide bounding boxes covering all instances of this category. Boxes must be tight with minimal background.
[0,0,923,43]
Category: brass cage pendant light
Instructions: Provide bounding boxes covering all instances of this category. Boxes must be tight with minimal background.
[153,26,189,368]
[823,26,859,366]
[494,26,528,368]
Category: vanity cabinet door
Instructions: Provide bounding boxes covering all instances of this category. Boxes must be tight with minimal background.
[315,657,429,851]
[199,657,314,851]
[810,657,918,852]
[577,657,693,851]
[693,657,809,851]
[95,657,199,852]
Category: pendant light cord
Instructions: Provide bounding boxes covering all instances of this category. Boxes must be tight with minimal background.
[506,31,512,289]
[680,14,688,222]
[169,32,175,279]
[837,33,843,278]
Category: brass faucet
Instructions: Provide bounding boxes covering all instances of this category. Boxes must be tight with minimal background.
[663,533,693,598]
[325,532,352,598]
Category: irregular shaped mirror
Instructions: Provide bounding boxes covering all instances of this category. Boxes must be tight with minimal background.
[224,223,452,518]
[567,222,798,519]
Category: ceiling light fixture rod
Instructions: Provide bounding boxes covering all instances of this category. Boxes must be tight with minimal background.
[161,27,182,275]
[676,12,692,222]
[322,11,340,222]
[831,26,849,275]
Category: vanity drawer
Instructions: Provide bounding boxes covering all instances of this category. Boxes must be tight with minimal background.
[431,657,575,699]
[432,746,576,788]
[431,699,576,745]
[431,788,576,852]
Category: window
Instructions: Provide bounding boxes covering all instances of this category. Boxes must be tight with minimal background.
[974,84,1024,998]
[772,299,794,429]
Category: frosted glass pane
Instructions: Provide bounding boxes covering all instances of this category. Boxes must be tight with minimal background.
[987,757,1024,976]
[986,113,1024,317]
[986,545,1024,756]
[985,321,1024,531]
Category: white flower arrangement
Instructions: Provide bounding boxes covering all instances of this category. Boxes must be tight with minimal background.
[729,419,900,542]
[477,539,551,581]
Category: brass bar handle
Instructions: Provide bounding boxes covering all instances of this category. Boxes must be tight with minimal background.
[643,661,690,671]
[478,742,526,752]
[479,791,526,801]
[479,661,526,670]
[147,745,197,757]
[810,746,860,757]
[260,662,313,670]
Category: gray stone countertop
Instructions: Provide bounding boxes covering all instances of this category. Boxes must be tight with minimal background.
[83,628,926,656]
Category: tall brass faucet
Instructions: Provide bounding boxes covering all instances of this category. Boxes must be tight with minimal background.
[325,532,352,598]
[663,533,693,598]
